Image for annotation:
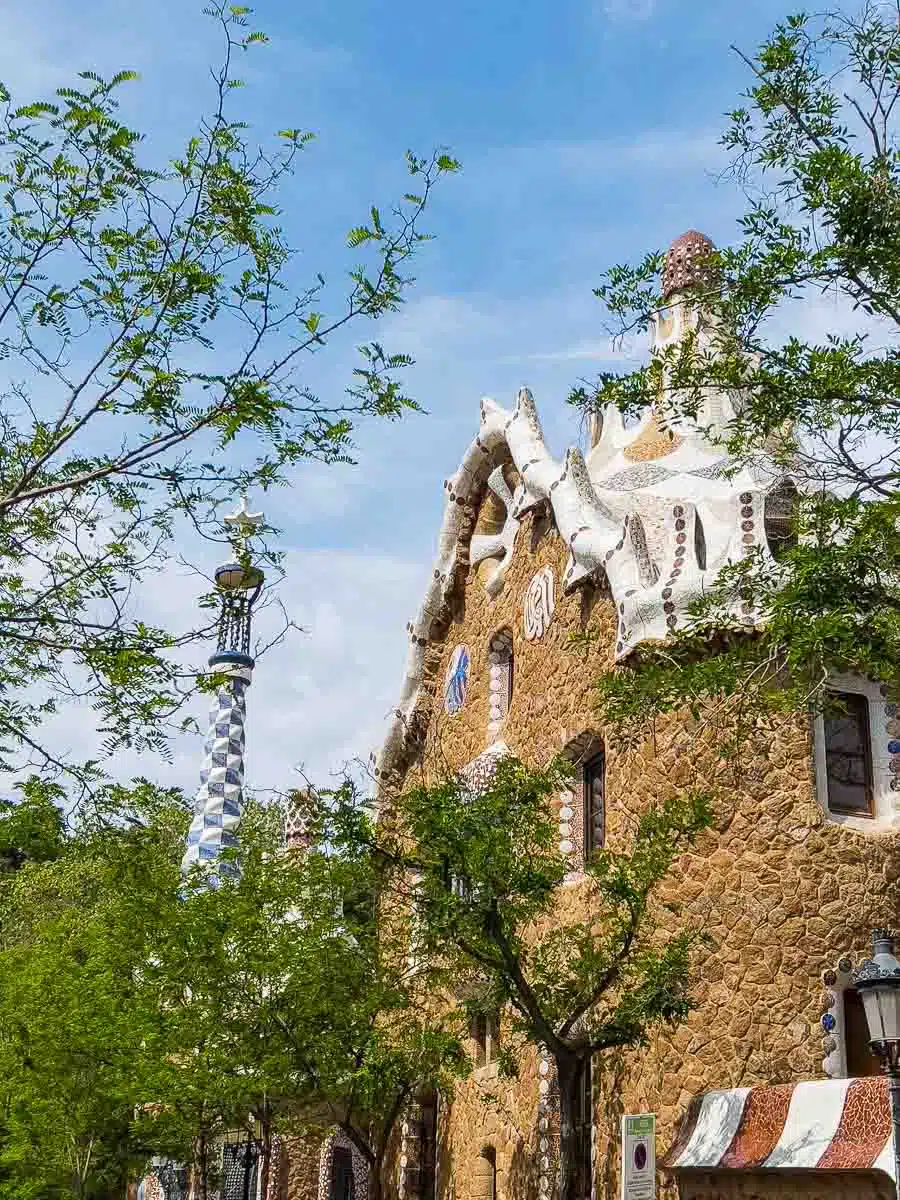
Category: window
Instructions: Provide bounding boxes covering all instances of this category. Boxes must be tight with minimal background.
[406,1093,438,1200]
[560,732,606,875]
[418,1093,438,1200]
[329,1147,354,1200]
[824,692,874,817]
[693,515,707,571]
[583,753,605,857]
[474,1147,496,1200]
[472,1011,500,1068]
[488,629,514,734]
[573,1057,593,1200]
[844,987,881,1077]
[764,480,798,561]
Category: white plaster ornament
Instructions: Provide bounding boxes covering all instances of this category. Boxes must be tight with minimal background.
[376,231,799,782]
[523,566,555,641]
[469,465,521,598]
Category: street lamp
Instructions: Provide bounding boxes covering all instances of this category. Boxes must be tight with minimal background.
[852,929,900,1196]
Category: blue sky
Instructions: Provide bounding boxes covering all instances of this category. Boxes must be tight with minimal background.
[0,0,848,796]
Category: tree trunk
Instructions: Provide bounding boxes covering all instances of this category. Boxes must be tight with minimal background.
[340,1124,379,1200]
[194,1131,209,1200]
[556,1056,579,1200]
[258,1103,272,1200]
[368,1163,384,1200]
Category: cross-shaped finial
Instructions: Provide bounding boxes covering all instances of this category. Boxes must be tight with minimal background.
[223,492,264,552]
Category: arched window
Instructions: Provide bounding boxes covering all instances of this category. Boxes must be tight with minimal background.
[320,1132,367,1200]
[474,1147,496,1200]
[487,629,514,736]
[405,1092,439,1200]
[329,1147,354,1200]
[764,480,798,561]
[561,732,606,874]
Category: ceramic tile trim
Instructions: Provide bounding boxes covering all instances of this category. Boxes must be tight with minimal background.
[663,1078,892,1177]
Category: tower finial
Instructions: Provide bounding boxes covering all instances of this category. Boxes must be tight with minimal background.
[662,230,716,300]
[223,491,265,554]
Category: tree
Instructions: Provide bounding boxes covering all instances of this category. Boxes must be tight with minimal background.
[0,785,187,1200]
[0,1,458,796]
[0,779,65,872]
[264,794,468,1200]
[569,2,900,730]
[339,757,711,1200]
[132,792,467,1200]
[0,786,467,1200]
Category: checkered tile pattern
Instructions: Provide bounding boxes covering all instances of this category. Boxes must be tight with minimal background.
[181,663,252,881]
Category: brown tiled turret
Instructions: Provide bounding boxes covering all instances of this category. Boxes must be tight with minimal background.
[662,229,715,299]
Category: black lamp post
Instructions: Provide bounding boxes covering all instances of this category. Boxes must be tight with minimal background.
[852,929,900,1197]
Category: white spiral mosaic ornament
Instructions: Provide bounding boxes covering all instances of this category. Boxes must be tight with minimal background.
[523,566,555,641]
[182,665,251,880]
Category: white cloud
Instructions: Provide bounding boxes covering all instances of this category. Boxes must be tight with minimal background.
[499,334,647,365]
[18,546,426,801]
[464,127,725,193]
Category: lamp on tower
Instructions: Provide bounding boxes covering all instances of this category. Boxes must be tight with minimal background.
[211,493,265,667]
[852,929,900,1199]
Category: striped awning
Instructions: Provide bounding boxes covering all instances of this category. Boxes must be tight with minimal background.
[664,1078,893,1178]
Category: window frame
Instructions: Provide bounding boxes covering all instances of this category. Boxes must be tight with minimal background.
[471,1011,500,1069]
[582,752,606,858]
[823,690,875,818]
[813,675,894,832]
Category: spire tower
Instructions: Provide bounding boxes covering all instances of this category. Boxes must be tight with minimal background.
[182,494,265,881]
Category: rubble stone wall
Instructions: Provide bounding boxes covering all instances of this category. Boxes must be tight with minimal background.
[397,506,900,1200]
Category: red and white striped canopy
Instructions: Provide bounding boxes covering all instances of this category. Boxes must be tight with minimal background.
[664,1078,893,1178]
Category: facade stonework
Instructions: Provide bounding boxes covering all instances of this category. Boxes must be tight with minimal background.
[290,232,900,1200]
[403,499,900,1200]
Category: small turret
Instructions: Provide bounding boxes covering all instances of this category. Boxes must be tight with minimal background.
[662,229,716,300]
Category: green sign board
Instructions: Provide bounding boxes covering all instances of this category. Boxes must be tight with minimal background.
[621,1113,656,1200]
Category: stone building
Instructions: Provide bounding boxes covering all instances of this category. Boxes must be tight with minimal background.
[364,231,900,1200]
[144,233,900,1200]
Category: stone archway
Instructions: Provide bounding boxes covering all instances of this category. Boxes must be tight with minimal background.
[318,1131,369,1200]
